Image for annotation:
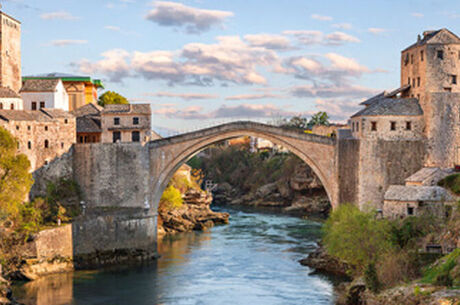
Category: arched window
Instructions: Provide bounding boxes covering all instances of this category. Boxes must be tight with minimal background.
[44,140,49,148]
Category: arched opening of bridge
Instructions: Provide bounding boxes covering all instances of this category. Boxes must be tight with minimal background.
[155,135,332,236]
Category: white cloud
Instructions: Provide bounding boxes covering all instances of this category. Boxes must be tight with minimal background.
[411,12,424,18]
[77,49,131,82]
[40,11,79,20]
[325,53,370,74]
[311,98,362,121]
[225,93,284,100]
[290,84,376,99]
[104,25,121,31]
[332,23,352,30]
[147,91,218,100]
[283,30,360,46]
[49,40,88,46]
[145,1,234,34]
[244,34,292,50]
[368,27,387,35]
[311,14,333,21]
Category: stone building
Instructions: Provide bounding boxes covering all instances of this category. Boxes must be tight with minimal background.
[0,86,22,110]
[22,73,104,111]
[72,103,102,143]
[0,109,75,171]
[101,104,152,143]
[20,79,69,111]
[0,11,21,93]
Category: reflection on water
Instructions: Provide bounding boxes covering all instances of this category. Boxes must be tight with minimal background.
[13,206,335,305]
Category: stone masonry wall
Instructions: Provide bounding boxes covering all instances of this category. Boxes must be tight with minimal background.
[358,139,426,209]
[34,225,73,260]
[0,12,21,93]
[337,138,360,204]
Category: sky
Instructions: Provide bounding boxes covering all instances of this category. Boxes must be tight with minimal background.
[3,0,460,132]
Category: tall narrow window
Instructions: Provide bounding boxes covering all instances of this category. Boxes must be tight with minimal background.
[133,117,139,125]
[417,77,420,87]
[113,131,121,143]
[40,101,45,109]
[408,77,410,85]
[44,140,49,148]
[437,50,444,59]
[406,121,412,130]
[132,131,140,142]
[31,102,37,110]
[10,104,14,110]
[114,117,120,125]
[44,126,48,131]
[61,142,64,149]
[371,121,377,131]
[410,54,414,64]
[412,79,416,88]
[421,50,424,61]
[390,121,396,131]
[452,75,457,85]
[356,122,360,132]
[27,141,31,149]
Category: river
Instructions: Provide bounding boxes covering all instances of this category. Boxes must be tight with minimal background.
[13,206,337,305]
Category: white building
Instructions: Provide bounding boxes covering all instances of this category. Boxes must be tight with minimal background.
[0,86,23,110]
[20,79,69,111]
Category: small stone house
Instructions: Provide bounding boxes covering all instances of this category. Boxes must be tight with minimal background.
[20,79,69,111]
[72,103,103,143]
[0,108,75,171]
[0,86,23,110]
[100,104,152,143]
[383,185,454,219]
[405,167,452,186]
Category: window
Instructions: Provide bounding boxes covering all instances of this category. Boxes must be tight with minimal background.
[27,125,31,131]
[132,131,140,142]
[44,160,48,166]
[437,50,444,59]
[410,54,414,64]
[417,77,420,87]
[27,141,31,149]
[371,121,377,131]
[351,122,355,132]
[408,77,410,85]
[404,54,409,66]
[113,131,121,143]
[44,126,48,131]
[79,136,83,143]
[16,125,19,130]
[0,103,3,110]
[390,121,396,131]
[421,50,424,61]
[356,122,360,132]
[31,102,37,110]
[444,87,452,92]
[114,117,120,125]
[17,142,19,149]
[44,140,49,148]
[133,117,139,125]
[452,75,457,85]
[40,101,45,109]
[10,104,14,110]
[406,121,412,130]
[64,119,68,124]
[407,206,414,215]
[412,78,416,88]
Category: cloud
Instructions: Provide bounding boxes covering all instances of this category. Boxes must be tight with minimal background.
[40,11,79,20]
[332,23,352,30]
[49,40,88,46]
[147,91,218,100]
[145,1,233,34]
[284,53,373,84]
[77,49,131,82]
[104,25,121,31]
[411,12,424,18]
[244,34,292,50]
[154,103,297,120]
[77,36,281,85]
[368,27,387,35]
[283,30,360,46]
[311,98,362,121]
[290,84,376,99]
[225,93,284,100]
[311,14,333,21]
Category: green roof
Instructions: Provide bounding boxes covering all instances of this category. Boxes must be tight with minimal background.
[22,73,104,89]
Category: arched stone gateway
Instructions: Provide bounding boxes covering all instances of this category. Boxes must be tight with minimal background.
[147,121,339,210]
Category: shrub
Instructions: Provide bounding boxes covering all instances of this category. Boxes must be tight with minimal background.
[422,249,460,286]
[160,185,183,210]
[364,263,381,293]
[323,204,395,272]
[438,173,460,195]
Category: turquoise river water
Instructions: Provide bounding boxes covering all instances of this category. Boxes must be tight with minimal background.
[13,206,337,305]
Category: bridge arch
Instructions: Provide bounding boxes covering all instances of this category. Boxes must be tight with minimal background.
[147,122,339,212]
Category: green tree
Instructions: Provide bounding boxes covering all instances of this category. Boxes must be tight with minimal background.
[323,204,394,272]
[280,116,308,130]
[307,112,330,129]
[0,127,34,225]
[97,91,129,107]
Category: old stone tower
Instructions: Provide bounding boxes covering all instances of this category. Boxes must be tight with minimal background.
[400,29,460,167]
[0,10,21,93]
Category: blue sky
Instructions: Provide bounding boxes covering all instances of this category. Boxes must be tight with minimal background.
[4,0,460,131]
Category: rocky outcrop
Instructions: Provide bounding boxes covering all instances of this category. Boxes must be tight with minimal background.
[158,189,229,236]
[299,245,351,278]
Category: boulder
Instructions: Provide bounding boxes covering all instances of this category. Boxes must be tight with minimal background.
[299,245,351,278]
[255,182,278,198]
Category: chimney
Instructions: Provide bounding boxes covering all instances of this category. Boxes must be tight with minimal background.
[417,34,421,42]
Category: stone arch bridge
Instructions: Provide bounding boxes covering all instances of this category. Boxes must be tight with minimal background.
[73,121,350,213]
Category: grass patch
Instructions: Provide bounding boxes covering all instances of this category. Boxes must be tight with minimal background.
[421,249,460,286]
[438,173,460,195]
